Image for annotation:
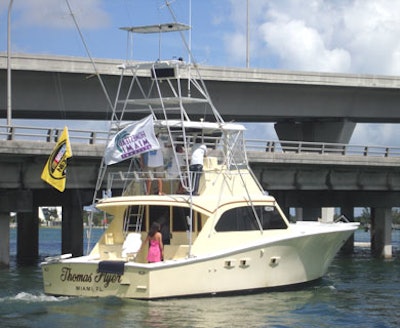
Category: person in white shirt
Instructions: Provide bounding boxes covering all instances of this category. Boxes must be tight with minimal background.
[189,138,207,195]
[141,136,165,195]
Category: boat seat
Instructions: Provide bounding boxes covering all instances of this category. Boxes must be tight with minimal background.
[122,232,142,260]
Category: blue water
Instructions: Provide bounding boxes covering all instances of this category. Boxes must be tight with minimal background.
[1,228,399,328]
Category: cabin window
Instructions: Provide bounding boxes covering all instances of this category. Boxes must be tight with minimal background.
[215,205,287,232]
[256,206,288,230]
[215,206,258,231]
[149,206,170,228]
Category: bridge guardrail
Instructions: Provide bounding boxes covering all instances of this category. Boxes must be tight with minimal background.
[1,125,400,158]
[0,125,109,144]
[245,139,400,157]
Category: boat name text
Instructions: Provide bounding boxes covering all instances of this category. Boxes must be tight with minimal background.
[60,267,122,287]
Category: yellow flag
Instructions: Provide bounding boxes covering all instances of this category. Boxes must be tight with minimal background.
[41,127,73,192]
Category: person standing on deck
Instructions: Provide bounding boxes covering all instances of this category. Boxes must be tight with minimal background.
[139,222,164,263]
[189,138,207,195]
[141,135,165,195]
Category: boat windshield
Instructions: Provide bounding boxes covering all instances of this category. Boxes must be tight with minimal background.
[215,205,288,232]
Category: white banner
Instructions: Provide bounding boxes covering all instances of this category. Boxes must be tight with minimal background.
[104,115,160,165]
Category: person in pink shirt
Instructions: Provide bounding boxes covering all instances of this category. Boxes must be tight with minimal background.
[139,222,164,263]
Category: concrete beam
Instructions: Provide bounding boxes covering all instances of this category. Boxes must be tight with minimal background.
[3,54,400,123]
[252,164,400,192]
[0,190,32,212]
[295,168,329,190]
[271,190,400,208]
[274,121,356,143]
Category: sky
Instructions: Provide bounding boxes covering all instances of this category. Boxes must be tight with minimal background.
[1,0,400,145]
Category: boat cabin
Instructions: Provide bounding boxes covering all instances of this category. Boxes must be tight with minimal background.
[92,193,289,263]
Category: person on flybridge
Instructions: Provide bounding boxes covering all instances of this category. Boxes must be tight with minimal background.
[141,134,165,195]
[189,138,207,195]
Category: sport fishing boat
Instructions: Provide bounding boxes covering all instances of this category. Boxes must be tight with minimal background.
[41,9,358,299]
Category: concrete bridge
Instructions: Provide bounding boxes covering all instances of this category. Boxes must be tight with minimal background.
[3,53,400,144]
[0,126,398,266]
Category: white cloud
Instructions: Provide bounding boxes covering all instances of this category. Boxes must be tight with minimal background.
[259,18,351,72]
[225,0,400,75]
[350,123,400,146]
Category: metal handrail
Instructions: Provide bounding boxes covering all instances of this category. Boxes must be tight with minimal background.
[1,124,400,158]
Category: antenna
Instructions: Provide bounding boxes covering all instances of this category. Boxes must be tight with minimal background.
[188,0,192,97]
[246,0,250,68]
[188,0,192,64]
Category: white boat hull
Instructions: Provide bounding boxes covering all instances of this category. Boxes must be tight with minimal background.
[42,224,356,299]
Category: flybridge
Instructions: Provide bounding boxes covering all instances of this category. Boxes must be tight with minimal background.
[119,22,191,69]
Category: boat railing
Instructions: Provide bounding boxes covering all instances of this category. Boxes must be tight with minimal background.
[108,170,187,196]
[106,158,252,197]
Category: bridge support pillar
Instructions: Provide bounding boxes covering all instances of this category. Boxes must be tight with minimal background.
[371,207,392,258]
[294,208,302,221]
[61,190,84,257]
[321,207,334,222]
[274,120,356,143]
[340,207,355,254]
[17,211,39,265]
[0,213,10,268]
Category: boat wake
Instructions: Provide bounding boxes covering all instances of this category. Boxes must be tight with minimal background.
[0,292,69,324]
[1,292,68,303]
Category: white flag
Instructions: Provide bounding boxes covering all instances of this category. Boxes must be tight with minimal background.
[104,115,160,165]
